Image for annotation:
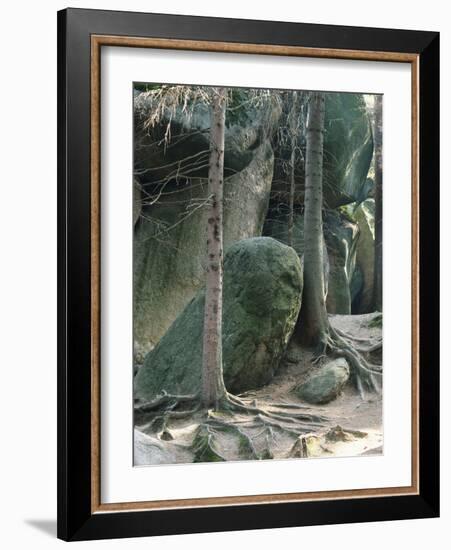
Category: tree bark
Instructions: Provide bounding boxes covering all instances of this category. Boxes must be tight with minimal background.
[201,87,227,408]
[288,91,298,247]
[373,95,383,311]
[297,92,329,347]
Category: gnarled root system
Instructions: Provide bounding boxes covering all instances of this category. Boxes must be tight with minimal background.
[134,391,331,461]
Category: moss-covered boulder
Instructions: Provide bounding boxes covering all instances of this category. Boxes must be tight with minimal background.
[133,142,274,360]
[294,358,350,404]
[134,237,303,400]
[271,92,373,209]
[134,89,281,184]
[323,94,374,207]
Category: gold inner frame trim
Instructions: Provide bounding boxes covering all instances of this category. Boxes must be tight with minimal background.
[90,34,420,514]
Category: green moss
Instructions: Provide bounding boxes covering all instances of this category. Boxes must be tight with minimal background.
[368,313,383,328]
[192,426,225,463]
[325,425,368,443]
[338,203,358,223]
[295,359,350,405]
[133,82,161,93]
[237,432,255,458]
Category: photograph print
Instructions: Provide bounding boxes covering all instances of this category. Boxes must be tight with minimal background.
[132,83,383,466]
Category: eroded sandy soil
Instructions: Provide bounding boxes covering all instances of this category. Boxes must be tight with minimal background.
[134,313,383,466]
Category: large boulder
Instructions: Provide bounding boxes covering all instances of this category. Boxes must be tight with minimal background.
[324,210,359,314]
[134,88,281,184]
[134,237,303,400]
[294,358,350,404]
[272,92,373,209]
[353,199,376,313]
[133,142,274,360]
[323,93,374,207]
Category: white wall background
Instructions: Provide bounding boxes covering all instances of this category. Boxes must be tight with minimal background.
[0,1,448,548]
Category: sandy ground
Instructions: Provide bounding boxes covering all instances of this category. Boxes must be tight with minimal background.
[134,313,383,466]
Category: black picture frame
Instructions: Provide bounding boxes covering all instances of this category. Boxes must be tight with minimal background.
[57,7,439,541]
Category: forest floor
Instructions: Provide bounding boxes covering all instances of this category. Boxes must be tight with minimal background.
[134,313,383,466]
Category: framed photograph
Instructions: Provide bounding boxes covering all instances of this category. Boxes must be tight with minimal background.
[57,8,439,541]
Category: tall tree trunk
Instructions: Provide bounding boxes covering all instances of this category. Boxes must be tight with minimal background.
[373,95,383,311]
[297,92,329,347]
[288,91,298,247]
[201,87,227,408]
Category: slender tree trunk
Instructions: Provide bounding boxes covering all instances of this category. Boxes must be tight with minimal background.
[201,87,227,409]
[288,91,298,247]
[373,95,383,311]
[297,92,329,347]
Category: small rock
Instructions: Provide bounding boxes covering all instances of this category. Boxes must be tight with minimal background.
[294,358,350,404]
[325,425,368,443]
[160,429,174,441]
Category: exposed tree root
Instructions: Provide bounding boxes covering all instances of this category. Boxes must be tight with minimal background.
[219,393,329,425]
[334,327,381,347]
[289,435,310,458]
[204,418,261,460]
[134,391,199,414]
[192,424,227,462]
[134,390,332,461]
[314,325,383,398]
[266,400,318,410]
